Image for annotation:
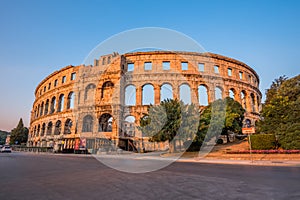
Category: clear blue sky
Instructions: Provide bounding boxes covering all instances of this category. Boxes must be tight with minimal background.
[0,0,299,131]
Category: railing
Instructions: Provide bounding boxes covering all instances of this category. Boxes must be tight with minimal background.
[13,146,54,153]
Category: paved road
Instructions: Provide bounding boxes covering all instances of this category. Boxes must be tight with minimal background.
[0,152,299,200]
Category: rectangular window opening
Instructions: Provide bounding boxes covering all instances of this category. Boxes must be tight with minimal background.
[144,62,152,71]
[162,61,170,70]
[214,65,219,74]
[127,63,134,72]
[228,68,232,76]
[62,76,66,83]
[239,72,243,80]
[198,63,205,72]
[181,62,188,70]
[71,72,76,80]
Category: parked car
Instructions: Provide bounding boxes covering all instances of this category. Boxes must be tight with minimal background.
[1,145,12,153]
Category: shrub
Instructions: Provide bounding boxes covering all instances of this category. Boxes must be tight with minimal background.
[183,140,202,152]
[250,134,277,150]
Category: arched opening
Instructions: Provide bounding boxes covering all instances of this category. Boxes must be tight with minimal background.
[101,81,114,99]
[37,125,40,136]
[125,85,136,106]
[160,83,173,102]
[215,86,223,100]
[54,120,62,135]
[40,102,44,116]
[251,93,256,112]
[37,104,40,117]
[82,115,93,132]
[41,123,46,136]
[44,99,49,115]
[98,113,113,132]
[34,126,36,136]
[241,91,247,110]
[180,84,191,104]
[85,84,96,101]
[257,96,260,111]
[67,92,75,109]
[58,94,64,112]
[229,89,235,100]
[142,84,154,105]
[34,107,37,118]
[64,119,72,134]
[123,116,135,137]
[245,119,251,128]
[47,122,53,135]
[50,97,56,114]
[198,84,208,106]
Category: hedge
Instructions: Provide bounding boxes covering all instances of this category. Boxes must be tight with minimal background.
[250,134,277,150]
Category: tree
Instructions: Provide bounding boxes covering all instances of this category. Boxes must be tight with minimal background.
[10,118,29,145]
[138,99,199,153]
[0,130,9,145]
[196,97,245,144]
[257,75,300,149]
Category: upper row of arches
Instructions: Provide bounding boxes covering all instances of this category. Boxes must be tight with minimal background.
[34,91,75,119]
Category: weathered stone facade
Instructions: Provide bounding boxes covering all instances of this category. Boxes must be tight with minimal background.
[28,51,261,152]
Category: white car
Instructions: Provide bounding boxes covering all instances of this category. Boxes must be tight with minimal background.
[1,145,12,153]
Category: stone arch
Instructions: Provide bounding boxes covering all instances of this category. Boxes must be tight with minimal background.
[67,92,75,109]
[240,90,247,110]
[41,123,46,136]
[179,83,191,104]
[125,85,136,106]
[40,102,44,116]
[198,84,209,106]
[50,96,56,114]
[250,93,256,112]
[37,124,40,136]
[101,81,114,99]
[123,115,135,137]
[58,94,64,112]
[54,120,62,135]
[44,99,49,115]
[85,83,96,101]
[82,115,93,132]
[229,88,235,100]
[37,104,40,118]
[64,119,72,134]
[160,83,173,102]
[47,121,53,135]
[34,107,37,118]
[142,83,154,105]
[98,113,113,132]
[245,118,251,128]
[215,86,223,100]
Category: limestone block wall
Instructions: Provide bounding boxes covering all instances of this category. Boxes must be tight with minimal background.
[28,51,261,149]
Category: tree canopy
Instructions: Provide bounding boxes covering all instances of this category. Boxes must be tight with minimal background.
[138,99,199,152]
[10,118,29,145]
[0,130,9,145]
[257,75,300,149]
[196,97,245,144]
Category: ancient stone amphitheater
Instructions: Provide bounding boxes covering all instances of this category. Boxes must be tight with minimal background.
[28,51,261,152]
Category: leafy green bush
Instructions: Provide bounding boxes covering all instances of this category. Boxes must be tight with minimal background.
[250,134,277,150]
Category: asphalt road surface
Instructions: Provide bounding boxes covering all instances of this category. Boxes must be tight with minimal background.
[0,152,299,200]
